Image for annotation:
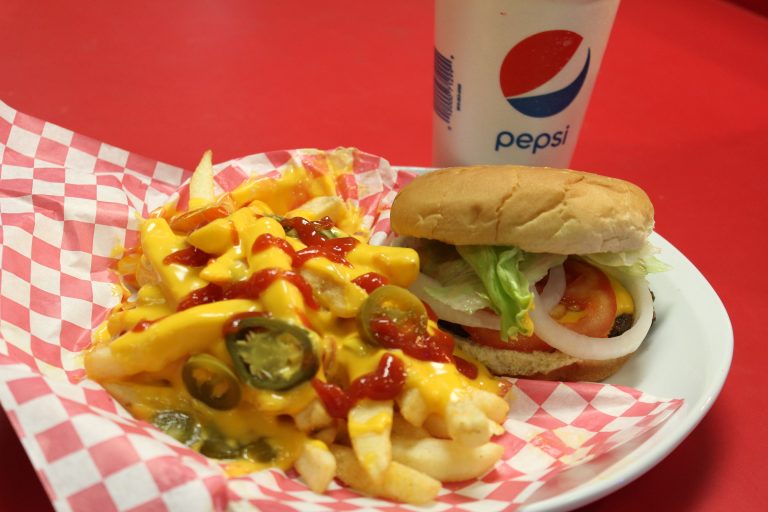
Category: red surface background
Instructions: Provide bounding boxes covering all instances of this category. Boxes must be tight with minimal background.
[0,0,766,510]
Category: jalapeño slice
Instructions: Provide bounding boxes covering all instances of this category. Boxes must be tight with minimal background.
[200,437,242,459]
[243,437,279,463]
[182,354,242,410]
[151,410,203,447]
[357,285,428,347]
[226,317,318,391]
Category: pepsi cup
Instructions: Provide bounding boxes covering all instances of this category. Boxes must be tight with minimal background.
[433,0,620,168]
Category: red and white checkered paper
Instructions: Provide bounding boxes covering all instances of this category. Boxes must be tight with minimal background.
[0,100,683,512]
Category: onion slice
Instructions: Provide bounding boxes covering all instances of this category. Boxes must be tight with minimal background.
[409,273,501,331]
[529,272,654,361]
[538,264,566,311]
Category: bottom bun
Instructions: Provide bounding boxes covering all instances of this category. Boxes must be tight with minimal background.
[454,336,632,382]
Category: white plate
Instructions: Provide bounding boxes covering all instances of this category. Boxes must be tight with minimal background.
[519,231,733,510]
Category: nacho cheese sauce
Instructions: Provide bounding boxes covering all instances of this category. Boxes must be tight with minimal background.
[86,159,508,476]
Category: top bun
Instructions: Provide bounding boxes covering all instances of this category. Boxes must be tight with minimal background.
[390,166,654,254]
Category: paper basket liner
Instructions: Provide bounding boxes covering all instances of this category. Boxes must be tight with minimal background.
[0,100,683,512]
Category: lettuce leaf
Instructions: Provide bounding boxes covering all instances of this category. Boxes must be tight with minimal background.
[456,246,534,339]
[582,240,670,277]
[519,253,567,283]
[422,258,491,313]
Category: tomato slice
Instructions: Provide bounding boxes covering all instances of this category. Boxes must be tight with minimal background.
[463,326,555,353]
[464,257,617,350]
[556,258,617,337]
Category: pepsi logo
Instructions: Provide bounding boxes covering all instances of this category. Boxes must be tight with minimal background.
[499,30,590,118]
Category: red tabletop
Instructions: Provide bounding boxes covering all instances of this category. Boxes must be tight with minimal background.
[1,0,766,510]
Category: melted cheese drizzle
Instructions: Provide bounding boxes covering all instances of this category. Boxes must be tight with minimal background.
[85,153,508,476]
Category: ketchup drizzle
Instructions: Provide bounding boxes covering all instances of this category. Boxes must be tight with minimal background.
[349,353,407,401]
[253,216,359,267]
[352,272,389,293]
[252,232,358,268]
[452,356,479,380]
[177,269,318,311]
[312,353,406,419]
[367,316,478,380]
[223,268,318,309]
[280,216,334,246]
[252,233,296,260]
[163,246,212,267]
[295,240,357,267]
[310,380,353,419]
[177,282,224,311]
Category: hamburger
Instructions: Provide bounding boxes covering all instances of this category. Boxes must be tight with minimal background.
[389,165,667,381]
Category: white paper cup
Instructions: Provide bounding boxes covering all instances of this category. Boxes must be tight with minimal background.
[433,0,620,168]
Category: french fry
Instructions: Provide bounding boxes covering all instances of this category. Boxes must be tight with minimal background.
[396,388,428,427]
[331,445,441,505]
[286,196,347,223]
[391,414,430,439]
[294,399,333,433]
[391,436,504,482]
[423,413,450,439]
[488,420,505,436]
[84,299,259,379]
[189,149,215,209]
[313,426,338,447]
[300,264,367,318]
[445,398,493,446]
[295,439,336,494]
[347,399,393,483]
[468,387,511,425]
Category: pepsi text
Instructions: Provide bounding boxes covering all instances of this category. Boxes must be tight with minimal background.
[495,125,570,154]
